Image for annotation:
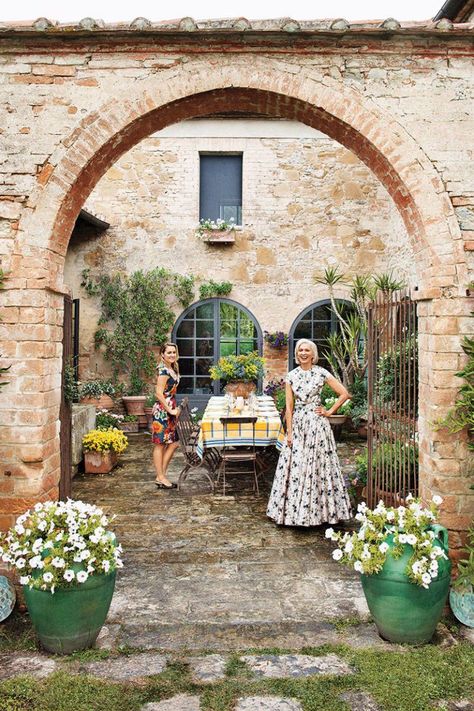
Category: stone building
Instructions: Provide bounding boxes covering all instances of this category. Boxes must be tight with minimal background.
[0,4,473,555]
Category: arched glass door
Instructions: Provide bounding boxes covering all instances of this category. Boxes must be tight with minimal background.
[289,300,353,371]
[173,299,262,406]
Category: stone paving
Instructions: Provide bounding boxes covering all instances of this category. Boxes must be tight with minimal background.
[73,433,368,652]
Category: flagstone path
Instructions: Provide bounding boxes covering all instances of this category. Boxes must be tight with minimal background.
[72,433,369,652]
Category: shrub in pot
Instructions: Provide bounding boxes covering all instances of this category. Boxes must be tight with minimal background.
[326,495,451,644]
[0,499,123,654]
[79,380,115,409]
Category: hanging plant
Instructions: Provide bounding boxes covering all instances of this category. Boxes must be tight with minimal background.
[264,330,288,348]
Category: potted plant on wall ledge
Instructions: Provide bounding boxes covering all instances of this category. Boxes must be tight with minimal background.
[264,330,289,349]
[79,380,115,409]
[0,499,123,654]
[209,351,266,398]
[327,495,451,644]
[195,218,236,244]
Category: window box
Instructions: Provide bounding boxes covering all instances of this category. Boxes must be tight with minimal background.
[200,228,236,244]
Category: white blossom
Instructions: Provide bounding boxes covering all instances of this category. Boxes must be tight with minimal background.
[354,561,364,573]
[43,572,53,583]
[63,570,75,582]
[332,549,343,561]
[76,571,88,583]
[325,527,335,539]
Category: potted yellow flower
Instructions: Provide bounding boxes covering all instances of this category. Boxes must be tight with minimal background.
[209,351,266,398]
[82,428,128,474]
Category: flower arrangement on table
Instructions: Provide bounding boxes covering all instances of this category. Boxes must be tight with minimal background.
[0,499,123,594]
[195,218,235,239]
[264,330,288,348]
[209,351,266,383]
[326,495,447,588]
[82,428,128,455]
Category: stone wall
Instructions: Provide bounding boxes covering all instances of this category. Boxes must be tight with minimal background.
[64,119,413,381]
[0,21,472,544]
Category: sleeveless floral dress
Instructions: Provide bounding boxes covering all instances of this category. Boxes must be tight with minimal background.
[151,365,180,445]
[266,365,352,526]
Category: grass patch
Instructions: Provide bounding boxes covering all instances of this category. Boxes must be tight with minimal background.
[0,642,473,711]
[0,611,36,653]
[330,616,366,633]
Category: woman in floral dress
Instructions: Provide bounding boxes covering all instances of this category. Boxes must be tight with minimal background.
[152,342,181,489]
[267,338,352,526]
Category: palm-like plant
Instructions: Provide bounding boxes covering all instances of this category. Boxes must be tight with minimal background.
[314,267,405,388]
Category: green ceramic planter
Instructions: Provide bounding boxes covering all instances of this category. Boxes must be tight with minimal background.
[449,588,474,628]
[23,571,116,654]
[361,524,451,644]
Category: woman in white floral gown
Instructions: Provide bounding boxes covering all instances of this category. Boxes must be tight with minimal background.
[267,338,352,527]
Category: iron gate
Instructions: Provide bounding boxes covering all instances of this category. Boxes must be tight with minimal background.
[366,289,418,508]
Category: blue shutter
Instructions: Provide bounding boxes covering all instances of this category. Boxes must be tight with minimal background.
[200,155,242,224]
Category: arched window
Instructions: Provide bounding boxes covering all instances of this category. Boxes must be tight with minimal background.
[289,300,353,371]
[172,299,262,405]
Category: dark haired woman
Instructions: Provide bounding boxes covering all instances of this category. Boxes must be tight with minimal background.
[152,342,181,489]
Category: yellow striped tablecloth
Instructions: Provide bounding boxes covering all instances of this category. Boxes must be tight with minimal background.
[196,396,284,458]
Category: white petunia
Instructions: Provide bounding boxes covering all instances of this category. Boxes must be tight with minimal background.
[406,534,417,546]
[325,527,335,539]
[76,571,88,583]
[102,560,110,573]
[19,576,31,585]
[421,573,431,586]
[43,572,53,583]
[52,557,65,568]
[398,534,408,544]
[354,561,363,573]
[15,558,26,569]
[63,570,75,582]
[30,555,42,569]
[379,542,389,554]
[332,549,343,561]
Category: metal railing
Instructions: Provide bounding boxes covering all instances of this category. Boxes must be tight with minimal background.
[367,289,418,507]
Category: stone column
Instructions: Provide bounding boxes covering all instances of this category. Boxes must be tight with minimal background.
[0,284,64,531]
[417,294,474,563]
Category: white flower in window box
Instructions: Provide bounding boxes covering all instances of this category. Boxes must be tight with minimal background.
[195,218,236,243]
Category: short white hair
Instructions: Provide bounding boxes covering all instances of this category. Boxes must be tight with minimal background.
[294,339,319,365]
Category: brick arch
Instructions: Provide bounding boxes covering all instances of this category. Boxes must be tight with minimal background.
[22,61,463,289]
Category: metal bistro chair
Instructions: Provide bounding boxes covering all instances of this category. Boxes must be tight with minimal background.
[218,416,259,495]
[175,398,220,492]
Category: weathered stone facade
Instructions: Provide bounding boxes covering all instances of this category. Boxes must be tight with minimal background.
[0,18,473,552]
[65,119,412,381]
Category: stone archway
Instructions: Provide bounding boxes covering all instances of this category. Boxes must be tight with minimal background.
[3,59,470,543]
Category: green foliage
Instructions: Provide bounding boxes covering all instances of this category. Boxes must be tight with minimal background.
[454,522,474,591]
[376,336,418,418]
[63,363,79,404]
[145,393,156,407]
[437,330,474,448]
[349,376,368,428]
[355,442,418,491]
[79,380,115,399]
[82,268,195,394]
[314,267,406,388]
[199,280,233,300]
[95,411,123,430]
[275,388,286,413]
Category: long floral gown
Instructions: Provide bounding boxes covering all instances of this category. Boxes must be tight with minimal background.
[266,365,352,526]
[151,366,180,445]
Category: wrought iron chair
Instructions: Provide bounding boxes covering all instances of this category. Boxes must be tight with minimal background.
[175,398,220,492]
[217,416,259,495]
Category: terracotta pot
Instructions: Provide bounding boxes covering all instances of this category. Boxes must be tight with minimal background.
[224,381,257,398]
[80,394,114,409]
[122,395,146,416]
[200,228,235,243]
[357,422,368,438]
[119,421,139,433]
[83,450,118,474]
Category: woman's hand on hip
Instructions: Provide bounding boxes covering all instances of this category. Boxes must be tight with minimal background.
[315,406,329,417]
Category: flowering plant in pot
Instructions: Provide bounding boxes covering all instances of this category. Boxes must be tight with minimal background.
[0,499,123,654]
[264,330,288,348]
[209,351,266,398]
[326,495,451,644]
[96,409,123,430]
[195,217,235,242]
[79,380,115,408]
[82,428,128,474]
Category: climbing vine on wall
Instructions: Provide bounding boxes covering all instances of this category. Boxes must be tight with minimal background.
[81,268,195,394]
[198,280,233,300]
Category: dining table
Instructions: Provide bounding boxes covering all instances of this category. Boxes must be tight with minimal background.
[196,395,285,459]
